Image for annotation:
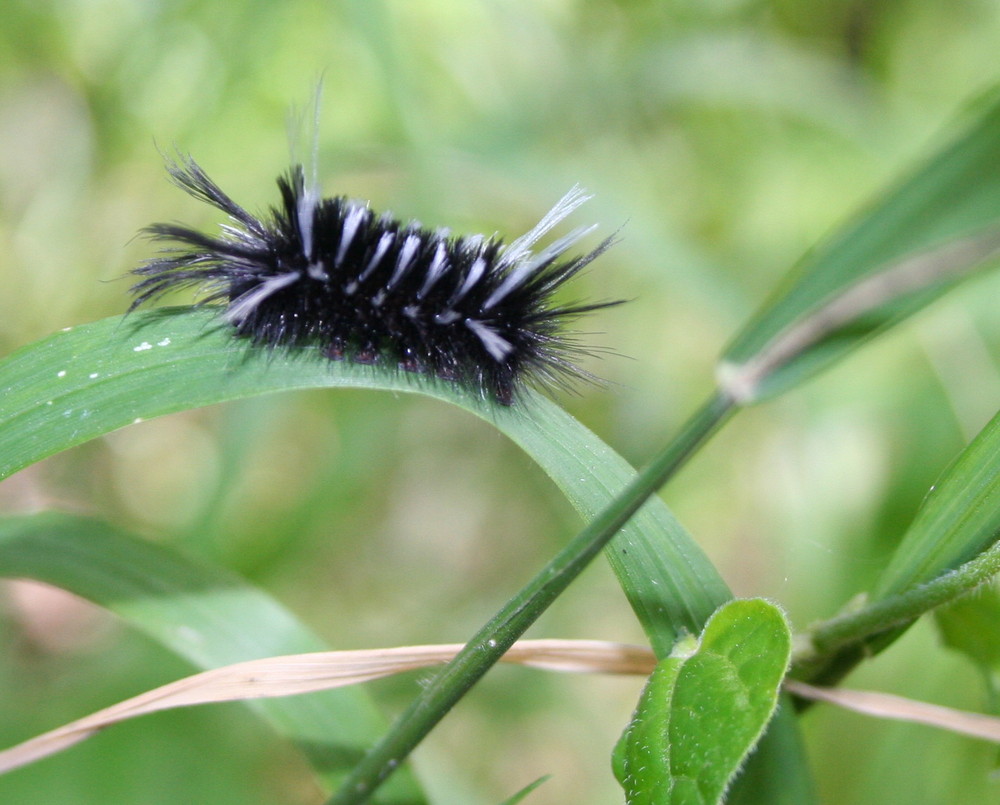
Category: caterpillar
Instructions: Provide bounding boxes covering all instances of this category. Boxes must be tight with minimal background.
[130,156,619,405]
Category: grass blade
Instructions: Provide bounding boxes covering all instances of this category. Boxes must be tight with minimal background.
[1,310,768,797]
[872,407,1000,600]
[0,512,424,803]
[0,308,731,645]
[720,97,1000,402]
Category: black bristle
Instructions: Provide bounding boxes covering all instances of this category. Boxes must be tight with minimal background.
[131,156,620,405]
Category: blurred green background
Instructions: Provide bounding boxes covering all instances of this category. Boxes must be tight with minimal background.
[3,1,1000,802]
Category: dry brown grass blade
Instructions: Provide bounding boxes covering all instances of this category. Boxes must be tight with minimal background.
[785,679,1000,742]
[7,635,1000,777]
[0,639,657,774]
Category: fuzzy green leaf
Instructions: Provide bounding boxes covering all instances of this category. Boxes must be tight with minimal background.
[613,599,792,805]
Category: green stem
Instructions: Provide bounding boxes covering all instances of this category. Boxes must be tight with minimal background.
[326,391,735,805]
[795,536,1000,669]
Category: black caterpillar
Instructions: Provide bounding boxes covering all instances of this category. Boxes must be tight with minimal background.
[130,156,618,404]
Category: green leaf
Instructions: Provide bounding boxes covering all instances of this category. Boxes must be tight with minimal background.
[613,599,792,805]
[873,407,1000,600]
[796,408,1000,687]
[496,775,551,805]
[719,96,1000,402]
[935,589,1000,726]
[724,701,816,805]
[613,651,687,804]
[936,586,1000,669]
[2,311,811,800]
[0,512,424,804]
[0,308,730,647]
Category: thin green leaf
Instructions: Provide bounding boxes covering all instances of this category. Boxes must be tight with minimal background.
[719,96,1000,402]
[797,536,1000,685]
[1,311,811,799]
[873,407,1000,600]
[794,408,1000,685]
[0,512,424,804]
[0,308,730,646]
[496,776,551,805]
[613,599,792,805]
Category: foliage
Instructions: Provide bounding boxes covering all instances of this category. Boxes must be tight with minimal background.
[4,2,1000,804]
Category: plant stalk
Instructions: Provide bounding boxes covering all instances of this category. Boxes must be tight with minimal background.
[326,391,735,805]
[795,536,1000,673]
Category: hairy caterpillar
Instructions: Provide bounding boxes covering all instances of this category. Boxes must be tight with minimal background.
[130,156,619,404]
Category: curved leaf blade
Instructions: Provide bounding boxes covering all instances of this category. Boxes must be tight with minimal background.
[0,512,424,803]
[873,406,1000,599]
[0,308,731,646]
[720,97,1000,402]
[496,776,551,805]
[1,312,810,798]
